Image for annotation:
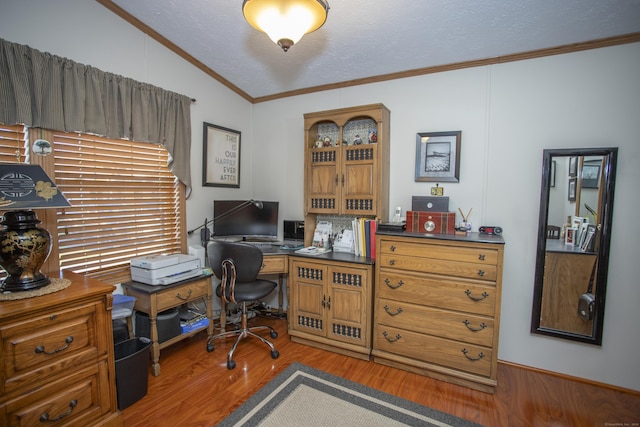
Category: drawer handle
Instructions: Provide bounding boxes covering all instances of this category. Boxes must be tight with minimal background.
[477,270,485,277]
[389,259,396,265]
[478,254,485,261]
[383,305,403,316]
[40,399,77,422]
[35,336,73,355]
[382,331,401,343]
[176,289,193,300]
[389,245,396,252]
[465,290,489,301]
[260,262,266,270]
[463,320,487,332]
[384,278,404,289]
[461,348,485,361]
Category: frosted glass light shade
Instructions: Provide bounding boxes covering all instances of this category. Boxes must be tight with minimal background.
[243,0,329,51]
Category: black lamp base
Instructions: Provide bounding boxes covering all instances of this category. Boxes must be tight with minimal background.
[0,210,52,292]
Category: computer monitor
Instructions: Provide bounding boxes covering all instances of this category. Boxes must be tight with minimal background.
[213,200,279,241]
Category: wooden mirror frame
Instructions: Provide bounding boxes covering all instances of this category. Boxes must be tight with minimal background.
[531,147,618,345]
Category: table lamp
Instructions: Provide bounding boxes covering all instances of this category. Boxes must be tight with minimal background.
[0,163,71,292]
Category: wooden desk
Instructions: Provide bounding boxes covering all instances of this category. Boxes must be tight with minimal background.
[122,274,214,376]
[218,247,289,332]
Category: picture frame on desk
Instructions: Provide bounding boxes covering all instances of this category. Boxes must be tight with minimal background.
[568,177,577,202]
[203,122,241,188]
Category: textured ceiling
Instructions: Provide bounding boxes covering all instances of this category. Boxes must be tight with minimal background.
[103,0,640,101]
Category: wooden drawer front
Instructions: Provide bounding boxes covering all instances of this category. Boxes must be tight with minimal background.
[375,325,492,377]
[378,270,496,317]
[378,253,497,281]
[379,240,499,265]
[260,255,287,274]
[1,305,99,395]
[2,362,110,427]
[377,298,494,347]
[156,278,210,311]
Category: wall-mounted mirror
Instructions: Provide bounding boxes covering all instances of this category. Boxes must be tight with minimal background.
[531,147,618,345]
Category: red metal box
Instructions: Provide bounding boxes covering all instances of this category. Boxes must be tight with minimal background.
[406,211,456,234]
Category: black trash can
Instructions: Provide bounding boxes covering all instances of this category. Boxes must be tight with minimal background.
[114,337,152,410]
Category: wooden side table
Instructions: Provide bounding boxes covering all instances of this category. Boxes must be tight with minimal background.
[122,274,213,376]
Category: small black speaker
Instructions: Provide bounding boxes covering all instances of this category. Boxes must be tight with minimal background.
[283,220,304,240]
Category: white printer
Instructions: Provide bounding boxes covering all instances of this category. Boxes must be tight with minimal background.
[130,254,202,285]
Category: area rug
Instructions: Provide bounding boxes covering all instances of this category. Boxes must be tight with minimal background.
[217,362,483,427]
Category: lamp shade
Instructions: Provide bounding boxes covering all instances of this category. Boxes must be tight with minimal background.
[0,163,70,209]
[243,0,329,51]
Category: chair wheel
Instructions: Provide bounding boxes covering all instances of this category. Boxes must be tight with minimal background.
[207,342,215,352]
[270,330,278,339]
[271,350,280,359]
[227,359,236,370]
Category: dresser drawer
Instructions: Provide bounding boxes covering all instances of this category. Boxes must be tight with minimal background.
[377,270,497,316]
[155,278,210,311]
[379,240,499,265]
[0,304,100,395]
[2,361,111,427]
[378,253,497,281]
[260,255,288,274]
[374,325,492,377]
[377,298,494,347]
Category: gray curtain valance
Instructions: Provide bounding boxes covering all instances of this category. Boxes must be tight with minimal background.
[0,38,192,190]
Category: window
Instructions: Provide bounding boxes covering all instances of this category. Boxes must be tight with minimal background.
[1,126,184,285]
[52,131,185,284]
[0,124,28,164]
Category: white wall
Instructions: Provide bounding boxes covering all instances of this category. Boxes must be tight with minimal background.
[251,45,640,392]
[2,0,639,392]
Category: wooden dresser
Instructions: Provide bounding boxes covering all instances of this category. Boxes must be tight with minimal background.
[0,271,122,426]
[373,232,505,393]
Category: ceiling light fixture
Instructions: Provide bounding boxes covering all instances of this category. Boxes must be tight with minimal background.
[242,0,330,52]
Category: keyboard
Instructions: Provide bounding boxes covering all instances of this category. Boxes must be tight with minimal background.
[244,241,276,249]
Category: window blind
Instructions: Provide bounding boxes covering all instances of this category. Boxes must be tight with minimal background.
[0,123,28,164]
[53,131,184,284]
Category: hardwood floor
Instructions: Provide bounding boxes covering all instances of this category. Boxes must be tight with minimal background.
[122,316,640,427]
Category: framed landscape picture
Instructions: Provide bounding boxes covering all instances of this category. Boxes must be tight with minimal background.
[415,131,461,182]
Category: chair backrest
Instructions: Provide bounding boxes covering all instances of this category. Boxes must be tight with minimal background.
[207,241,264,283]
[547,225,561,239]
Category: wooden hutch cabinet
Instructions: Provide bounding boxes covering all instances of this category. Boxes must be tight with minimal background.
[288,255,373,360]
[303,103,390,244]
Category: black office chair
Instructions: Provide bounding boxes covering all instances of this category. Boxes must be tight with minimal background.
[206,241,279,369]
